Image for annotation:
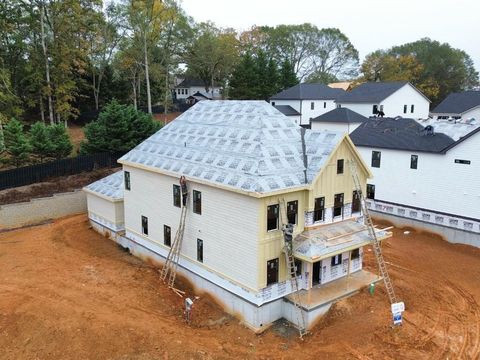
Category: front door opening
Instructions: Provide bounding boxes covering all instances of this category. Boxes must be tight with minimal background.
[312,261,321,285]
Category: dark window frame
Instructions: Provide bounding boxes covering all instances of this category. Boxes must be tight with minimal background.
[197,238,203,262]
[193,190,202,214]
[410,155,418,169]
[310,101,314,110]
[411,104,415,113]
[403,104,407,114]
[164,225,171,247]
[266,258,279,285]
[352,190,361,213]
[141,216,148,236]
[455,159,471,165]
[313,197,325,222]
[287,200,298,225]
[267,204,279,231]
[331,254,342,266]
[351,248,360,259]
[371,151,381,168]
[124,171,131,190]
[372,105,378,114]
[366,184,375,200]
[333,193,344,218]
[323,101,326,108]
[173,185,181,207]
[294,258,302,277]
[337,159,344,174]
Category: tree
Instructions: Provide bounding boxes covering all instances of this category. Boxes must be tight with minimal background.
[29,121,53,162]
[47,123,73,159]
[278,59,298,89]
[80,99,160,154]
[3,118,31,167]
[0,121,4,153]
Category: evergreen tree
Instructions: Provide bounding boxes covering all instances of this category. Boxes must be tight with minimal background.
[47,124,73,159]
[80,99,160,154]
[4,118,31,167]
[279,59,298,90]
[29,122,54,162]
[229,52,257,99]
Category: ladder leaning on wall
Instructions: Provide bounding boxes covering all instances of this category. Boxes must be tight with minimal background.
[348,160,397,305]
[160,199,188,296]
[279,198,308,339]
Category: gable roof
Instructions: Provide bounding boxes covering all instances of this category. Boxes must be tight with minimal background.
[337,81,429,103]
[274,105,301,116]
[270,83,344,101]
[175,78,207,88]
[311,108,368,124]
[431,91,480,114]
[84,171,124,201]
[350,117,456,153]
[118,100,345,195]
[187,92,211,100]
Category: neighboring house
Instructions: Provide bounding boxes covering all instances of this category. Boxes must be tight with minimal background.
[174,78,222,101]
[336,81,430,119]
[350,117,480,247]
[430,91,480,121]
[185,92,211,105]
[269,83,345,127]
[84,100,391,331]
[311,108,368,134]
[274,105,301,125]
[328,81,353,91]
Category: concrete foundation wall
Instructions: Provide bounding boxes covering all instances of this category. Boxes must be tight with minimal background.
[0,190,86,230]
[371,210,480,248]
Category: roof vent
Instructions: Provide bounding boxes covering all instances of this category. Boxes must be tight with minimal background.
[423,125,435,136]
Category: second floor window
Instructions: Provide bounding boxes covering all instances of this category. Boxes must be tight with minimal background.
[371,151,381,168]
[124,171,130,190]
[193,190,202,214]
[403,105,407,113]
[410,155,418,169]
[173,185,181,207]
[366,184,375,199]
[311,102,314,110]
[337,159,344,174]
[287,200,298,225]
[411,104,415,113]
[314,197,325,222]
[267,204,279,231]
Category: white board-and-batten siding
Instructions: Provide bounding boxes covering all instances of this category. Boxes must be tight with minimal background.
[86,193,124,231]
[123,165,261,291]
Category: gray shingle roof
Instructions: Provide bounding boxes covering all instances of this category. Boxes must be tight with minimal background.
[337,81,411,103]
[274,105,301,116]
[431,91,480,114]
[350,117,456,153]
[311,108,368,124]
[270,83,344,100]
[119,100,344,194]
[176,78,206,88]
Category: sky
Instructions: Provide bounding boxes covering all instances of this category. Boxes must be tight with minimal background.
[181,0,480,72]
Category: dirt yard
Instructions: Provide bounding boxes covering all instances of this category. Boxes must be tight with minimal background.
[1,215,479,359]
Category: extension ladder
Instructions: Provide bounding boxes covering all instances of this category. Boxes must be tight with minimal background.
[348,160,397,305]
[160,202,188,292]
[279,198,308,339]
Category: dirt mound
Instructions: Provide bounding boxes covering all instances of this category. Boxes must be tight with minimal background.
[0,215,479,359]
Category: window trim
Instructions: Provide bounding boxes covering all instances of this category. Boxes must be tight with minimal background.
[371,151,381,168]
[267,204,279,231]
[287,200,298,225]
[193,190,202,214]
[410,154,418,169]
[313,197,325,222]
[366,184,375,200]
[333,193,344,218]
[124,171,131,191]
[173,185,181,208]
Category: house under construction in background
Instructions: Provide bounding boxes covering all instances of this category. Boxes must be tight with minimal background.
[84,101,392,332]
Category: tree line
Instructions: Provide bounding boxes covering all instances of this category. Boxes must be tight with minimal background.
[0,0,478,130]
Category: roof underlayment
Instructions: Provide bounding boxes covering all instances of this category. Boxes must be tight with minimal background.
[293,219,391,260]
[84,171,124,201]
[415,118,480,141]
[119,101,344,194]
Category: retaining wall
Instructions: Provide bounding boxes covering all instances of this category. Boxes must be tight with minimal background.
[0,190,87,230]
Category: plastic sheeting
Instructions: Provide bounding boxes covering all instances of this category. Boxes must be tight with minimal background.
[85,171,124,200]
[120,101,344,194]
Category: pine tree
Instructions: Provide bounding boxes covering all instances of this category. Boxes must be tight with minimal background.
[29,122,54,162]
[4,118,32,167]
[229,52,257,99]
[47,124,73,159]
[279,59,298,90]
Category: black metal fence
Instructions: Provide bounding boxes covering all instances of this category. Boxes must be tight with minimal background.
[0,152,124,191]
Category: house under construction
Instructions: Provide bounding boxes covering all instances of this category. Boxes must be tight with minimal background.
[84,100,392,332]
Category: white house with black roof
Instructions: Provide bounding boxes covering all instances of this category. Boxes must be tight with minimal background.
[269,83,345,127]
[273,105,301,124]
[174,77,222,101]
[336,81,430,119]
[350,117,480,247]
[310,107,368,134]
[430,90,480,121]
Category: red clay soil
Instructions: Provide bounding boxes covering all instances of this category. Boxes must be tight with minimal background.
[153,112,182,125]
[0,215,479,359]
[0,168,118,205]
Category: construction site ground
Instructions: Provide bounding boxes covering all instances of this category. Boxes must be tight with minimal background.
[1,215,479,359]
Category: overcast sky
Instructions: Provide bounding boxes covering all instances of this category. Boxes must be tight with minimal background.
[181,0,480,72]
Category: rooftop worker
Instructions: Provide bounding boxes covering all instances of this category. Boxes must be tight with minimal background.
[180,176,188,207]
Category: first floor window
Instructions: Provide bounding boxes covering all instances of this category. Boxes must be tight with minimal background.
[410,155,418,169]
[164,225,171,247]
[173,185,181,207]
[351,248,360,259]
[331,254,342,266]
[267,204,279,231]
[193,190,202,214]
[366,184,375,199]
[314,197,325,222]
[141,216,148,236]
[371,151,381,168]
[287,200,298,225]
[334,193,344,217]
[124,171,131,190]
[294,258,302,277]
[197,239,203,262]
[266,258,279,285]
